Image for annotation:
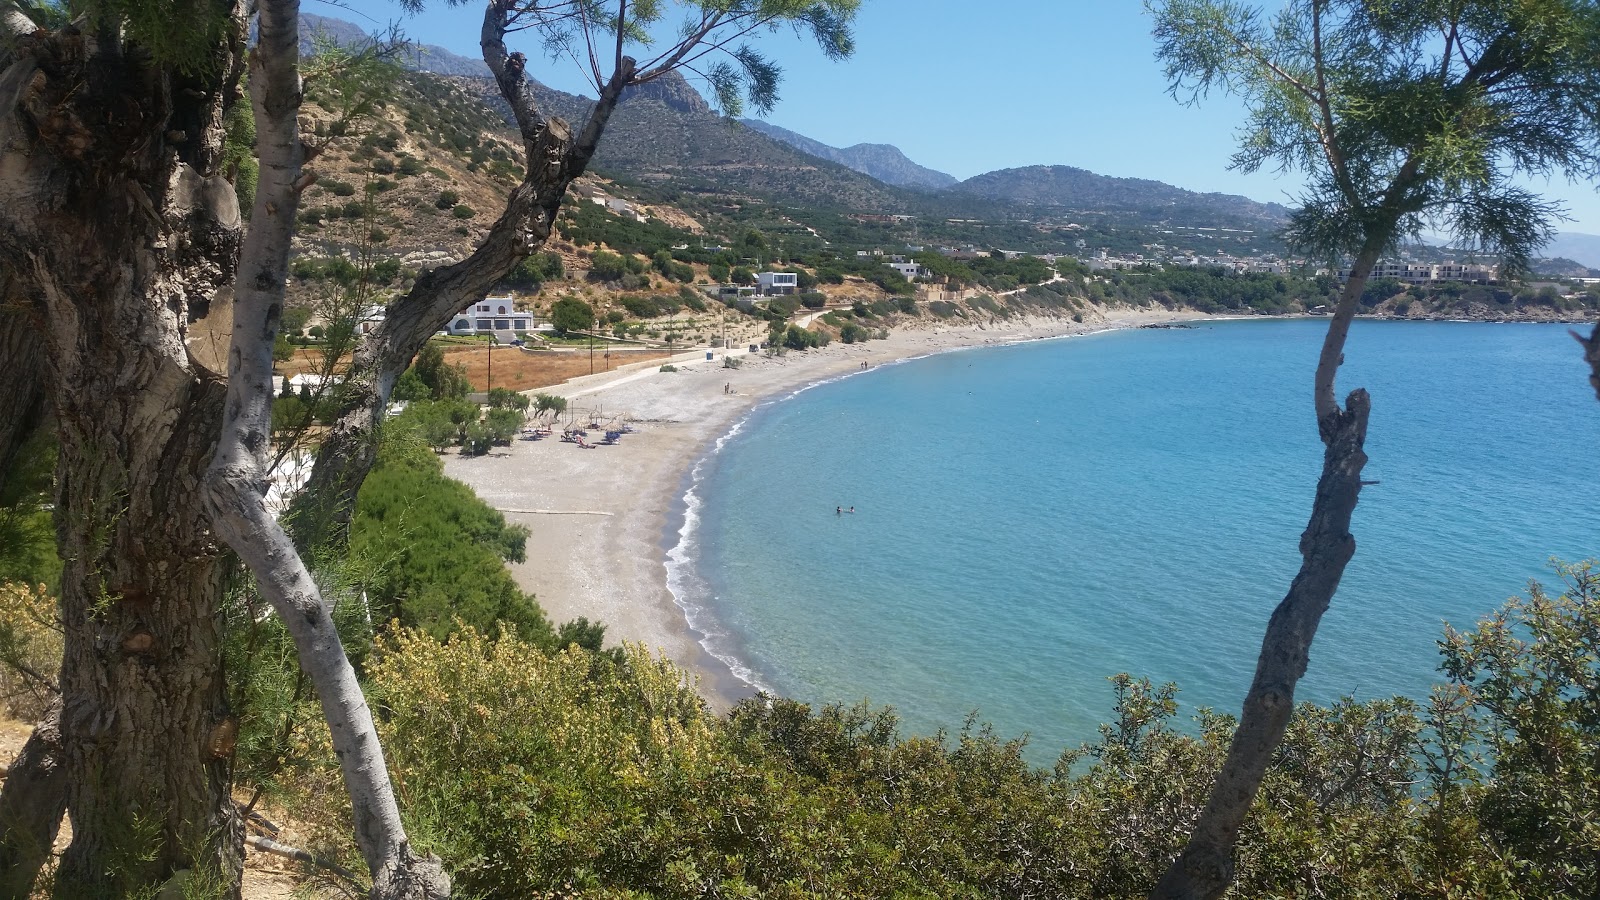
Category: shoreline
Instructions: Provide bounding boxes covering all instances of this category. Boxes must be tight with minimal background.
[441,305,1202,709]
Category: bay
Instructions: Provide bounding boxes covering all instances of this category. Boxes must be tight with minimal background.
[677,319,1600,762]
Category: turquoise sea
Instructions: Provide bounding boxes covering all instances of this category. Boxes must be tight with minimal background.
[666,319,1600,762]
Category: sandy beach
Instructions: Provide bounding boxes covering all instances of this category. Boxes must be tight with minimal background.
[442,306,1199,708]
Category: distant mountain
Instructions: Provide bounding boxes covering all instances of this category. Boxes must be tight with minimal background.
[739,120,958,191]
[301,13,491,78]
[448,70,908,213]
[949,165,1290,229]
[300,14,1297,244]
[1541,232,1600,270]
[1531,257,1600,279]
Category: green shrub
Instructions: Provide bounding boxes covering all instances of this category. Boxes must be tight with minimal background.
[435,190,460,209]
[452,204,476,220]
[349,423,549,639]
[550,298,594,336]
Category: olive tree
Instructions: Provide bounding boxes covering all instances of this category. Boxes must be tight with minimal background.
[1144,2,1600,897]
[0,0,858,895]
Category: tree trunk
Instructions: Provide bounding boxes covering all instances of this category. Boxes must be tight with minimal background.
[202,3,448,897]
[1577,322,1600,404]
[288,4,636,554]
[0,698,66,900]
[0,281,47,491]
[0,10,250,896]
[1151,247,1381,900]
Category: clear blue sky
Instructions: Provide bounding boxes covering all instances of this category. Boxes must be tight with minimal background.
[317,0,1600,234]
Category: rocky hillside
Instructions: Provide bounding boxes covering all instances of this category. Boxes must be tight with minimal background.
[739,119,958,190]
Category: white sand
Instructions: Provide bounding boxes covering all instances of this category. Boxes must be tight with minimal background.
[442,307,1202,707]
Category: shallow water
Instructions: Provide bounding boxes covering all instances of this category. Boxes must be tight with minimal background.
[670,319,1600,762]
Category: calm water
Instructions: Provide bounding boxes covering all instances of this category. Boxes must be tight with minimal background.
[667,319,1600,762]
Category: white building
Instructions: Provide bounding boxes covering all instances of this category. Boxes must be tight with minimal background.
[1337,261,1498,284]
[756,271,798,295]
[448,296,536,336]
[887,261,928,281]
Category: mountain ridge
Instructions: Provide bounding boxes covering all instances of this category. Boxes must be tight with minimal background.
[739,119,959,191]
[301,13,491,77]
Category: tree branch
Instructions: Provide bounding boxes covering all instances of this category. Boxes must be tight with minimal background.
[0,697,66,900]
[200,1,447,897]
[246,833,360,882]
[0,2,36,46]
[1575,324,1600,404]
[1310,0,1357,206]
[481,0,546,145]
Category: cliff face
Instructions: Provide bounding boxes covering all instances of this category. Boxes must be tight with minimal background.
[622,71,713,116]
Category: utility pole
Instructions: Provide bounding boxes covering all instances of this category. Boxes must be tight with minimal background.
[486,333,494,393]
[588,315,594,375]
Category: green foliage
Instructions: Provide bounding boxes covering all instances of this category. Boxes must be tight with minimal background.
[435,190,460,209]
[533,394,567,417]
[280,305,311,338]
[451,204,476,220]
[349,421,549,641]
[782,324,824,351]
[405,342,472,401]
[221,96,258,215]
[589,250,630,282]
[499,251,564,290]
[484,408,521,445]
[557,200,703,258]
[1435,561,1600,897]
[361,618,1528,899]
[839,322,869,343]
[619,294,667,318]
[550,298,595,336]
[391,368,430,403]
[485,387,529,413]
[1149,0,1600,270]
[88,0,230,74]
[290,255,401,287]
[0,427,57,588]
[916,251,1054,291]
[1361,277,1404,308]
[678,286,707,311]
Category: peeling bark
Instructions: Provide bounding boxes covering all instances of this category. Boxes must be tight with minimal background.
[1151,248,1381,900]
[0,698,66,900]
